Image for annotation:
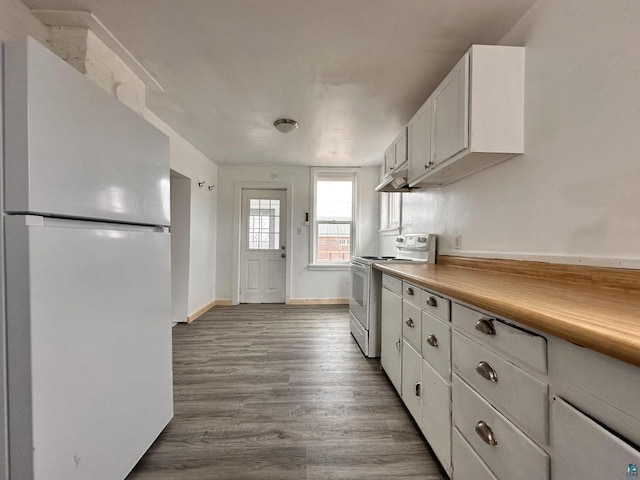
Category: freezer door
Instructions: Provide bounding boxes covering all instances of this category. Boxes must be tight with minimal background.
[5,216,173,480]
[3,37,170,226]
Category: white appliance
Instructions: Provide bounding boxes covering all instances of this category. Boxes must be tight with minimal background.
[1,37,173,480]
[349,234,436,357]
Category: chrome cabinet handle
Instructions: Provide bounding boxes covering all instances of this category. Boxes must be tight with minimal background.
[405,287,414,296]
[475,421,498,446]
[475,318,496,336]
[426,334,438,348]
[426,296,438,307]
[476,361,498,382]
[415,382,421,397]
[406,318,415,328]
[396,339,401,351]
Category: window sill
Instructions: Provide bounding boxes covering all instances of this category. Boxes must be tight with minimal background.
[378,227,401,236]
[308,263,351,271]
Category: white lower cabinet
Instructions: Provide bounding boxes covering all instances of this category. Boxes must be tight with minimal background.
[551,396,640,480]
[452,376,549,480]
[402,340,422,422]
[452,331,548,443]
[381,286,403,394]
[452,428,498,480]
[380,277,640,480]
[421,360,451,473]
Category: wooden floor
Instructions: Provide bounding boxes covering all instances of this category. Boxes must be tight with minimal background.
[127,304,446,480]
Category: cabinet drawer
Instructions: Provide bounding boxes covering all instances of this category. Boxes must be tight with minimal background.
[402,340,422,423]
[382,274,402,295]
[421,314,451,381]
[420,290,450,323]
[452,428,498,480]
[453,376,549,480]
[453,332,548,443]
[452,303,547,373]
[551,397,640,480]
[402,300,422,351]
[421,360,451,473]
[402,281,420,305]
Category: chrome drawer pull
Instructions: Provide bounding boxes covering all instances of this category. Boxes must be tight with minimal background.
[476,361,498,382]
[415,382,421,397]
[475,421,498,446]
[426,334,439,348]
[475,318,496,336]
[426,296,438,307]
[405,287,414,296]
[406,318,415,328]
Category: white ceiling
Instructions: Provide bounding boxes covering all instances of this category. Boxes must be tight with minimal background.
[22,0,537,167]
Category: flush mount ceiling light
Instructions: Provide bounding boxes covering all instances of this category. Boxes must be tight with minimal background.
[274,118,299,134]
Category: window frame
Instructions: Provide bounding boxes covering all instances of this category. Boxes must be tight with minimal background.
[379,191,402,235]
[309,168,359,270]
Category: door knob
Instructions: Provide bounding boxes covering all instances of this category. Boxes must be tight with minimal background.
[281,246,286,250]
[281,253,286,258]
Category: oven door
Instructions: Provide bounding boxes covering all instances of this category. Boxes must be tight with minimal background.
[349,262,370,331]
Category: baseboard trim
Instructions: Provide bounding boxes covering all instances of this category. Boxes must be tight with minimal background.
[289,298,349,305]
[214,299,232,306]
[187,299,217,323]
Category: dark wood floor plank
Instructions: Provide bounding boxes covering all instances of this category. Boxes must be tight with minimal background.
[127,304,446,480]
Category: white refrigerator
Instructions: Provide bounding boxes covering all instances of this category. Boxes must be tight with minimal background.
[1,37,174,479]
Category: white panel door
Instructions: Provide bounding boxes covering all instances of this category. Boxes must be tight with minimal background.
[402,340,423,422]
[408,101,433,183]
[433,53,469,165]
[421,360,451,473]
[4,215,173,480]
[240,189,287,303]
[381,287,403,394]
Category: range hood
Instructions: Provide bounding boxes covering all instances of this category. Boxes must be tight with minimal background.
[375,161,412,192]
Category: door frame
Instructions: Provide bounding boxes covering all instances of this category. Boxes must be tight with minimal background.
[232,182,293,305]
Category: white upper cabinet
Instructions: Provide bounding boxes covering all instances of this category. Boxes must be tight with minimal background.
[407,100,433,183]
[408,45,525,187]
[383,128,408,176]
[432,54,469,166]
[383,144,395,176]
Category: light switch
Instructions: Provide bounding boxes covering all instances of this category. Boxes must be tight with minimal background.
[297,227,303,235]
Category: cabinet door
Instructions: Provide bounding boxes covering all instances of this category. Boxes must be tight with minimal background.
[421,360,451,473]
[433,53,469,165]
[381,287,403,395]
[394,130,407,168]
[402,340,422,422]
[408,102,432,183]
[551,397,640,480]
[384,144,395,176]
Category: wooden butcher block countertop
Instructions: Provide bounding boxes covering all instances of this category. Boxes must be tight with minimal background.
[374,256,640,368]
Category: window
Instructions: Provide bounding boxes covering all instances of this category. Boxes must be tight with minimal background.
[248,198,280,250]
[310,168,357,267]
[380,192,401,233]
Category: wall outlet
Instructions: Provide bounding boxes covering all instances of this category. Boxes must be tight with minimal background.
[454,234,462,249]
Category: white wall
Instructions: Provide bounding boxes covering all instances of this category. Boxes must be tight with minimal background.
[393,0,640,268]
[145,110,218,315]
[170,173,191,323]
[216,165,379,302]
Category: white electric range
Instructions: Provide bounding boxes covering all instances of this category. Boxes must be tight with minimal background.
[349,234,436,357]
